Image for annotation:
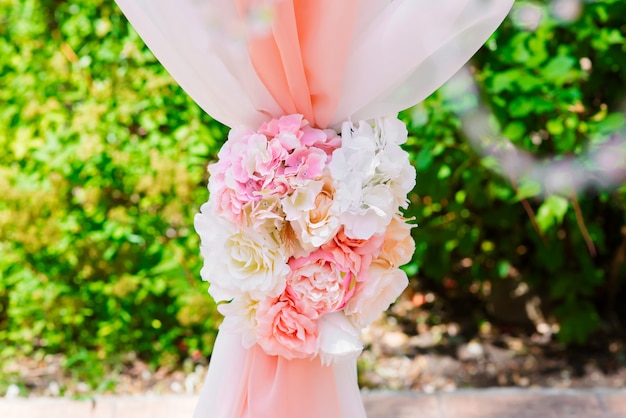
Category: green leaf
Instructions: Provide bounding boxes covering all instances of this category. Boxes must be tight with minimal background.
[503,121,526,140]
[515,180,542,200]
[437,165,452,180]
[416,148,434,170]
[536,195,569,232]
[595,113,625,134]
[546,118,565,136]
[543,55,575,81]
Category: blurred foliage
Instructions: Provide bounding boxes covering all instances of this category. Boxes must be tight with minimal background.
[0,0,223,393]
[402,0,626,346]
[0,0,625,394]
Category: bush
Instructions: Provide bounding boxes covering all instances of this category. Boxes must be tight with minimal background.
[0,0,223,385]
[402,0,626,344]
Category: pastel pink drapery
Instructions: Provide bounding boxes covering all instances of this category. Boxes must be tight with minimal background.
[236,0,359,128]
[192,320,365,418]
[112,1,515,417]
[114,0,514,130]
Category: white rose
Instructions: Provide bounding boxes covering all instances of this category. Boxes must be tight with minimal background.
[318,312,363,366]
[194,202,289,302]
[218,293,261,348]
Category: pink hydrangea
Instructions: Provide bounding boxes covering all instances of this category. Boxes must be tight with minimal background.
[208,115,340,226]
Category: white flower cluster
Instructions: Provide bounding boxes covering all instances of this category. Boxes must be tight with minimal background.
[330,117,415,240]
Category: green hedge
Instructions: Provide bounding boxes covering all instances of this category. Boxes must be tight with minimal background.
[402,0,626,345]
[0,0,224,383]
[1,0,625,392]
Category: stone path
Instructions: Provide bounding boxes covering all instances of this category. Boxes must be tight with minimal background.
[1,389,625,417]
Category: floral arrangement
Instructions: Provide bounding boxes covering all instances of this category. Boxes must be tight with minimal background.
[195,114,416,363]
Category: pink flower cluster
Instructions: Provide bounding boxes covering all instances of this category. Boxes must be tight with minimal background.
[209,114,339,226]
[196,114,415,361]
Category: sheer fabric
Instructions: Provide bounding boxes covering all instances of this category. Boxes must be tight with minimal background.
[115,0,513,129]
[193,319,365,418]
[113,1,514,417]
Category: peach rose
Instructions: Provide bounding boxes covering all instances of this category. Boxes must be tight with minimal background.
[378,215,415,268]
[344,261,408,328]
[255,292,319,359]
[290,175,340,253]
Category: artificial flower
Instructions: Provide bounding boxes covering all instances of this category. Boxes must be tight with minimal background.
[344,261,409,329]
[288,249,354,314]
[256,291,319,359]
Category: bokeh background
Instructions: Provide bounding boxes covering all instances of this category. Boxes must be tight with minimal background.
[1,0,625,396]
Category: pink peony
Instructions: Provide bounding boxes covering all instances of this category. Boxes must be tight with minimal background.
[322,228,385,282]
[288,249,355,314]
[255,292,319,359]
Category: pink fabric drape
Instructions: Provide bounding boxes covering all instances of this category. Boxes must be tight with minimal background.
[242,346,341,417]
[193,320,365,418]
[112,1,515,417]
[237,0,359,128]
[200,5,365,413]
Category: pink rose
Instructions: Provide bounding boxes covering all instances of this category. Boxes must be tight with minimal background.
[288,249,355,313]
[255,292,319,359]
[322,228,384,281]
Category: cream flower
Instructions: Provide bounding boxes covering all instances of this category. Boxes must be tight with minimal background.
[281,180,323,221]
[318,312,363,366]
[195,202,289,302]
[290,175,340,252]
[218,293,260,348]
[344,261,408,329]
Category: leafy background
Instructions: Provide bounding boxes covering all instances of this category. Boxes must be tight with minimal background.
[1,0,625,396]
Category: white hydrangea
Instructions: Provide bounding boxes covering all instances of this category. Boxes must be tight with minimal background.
[329,116,416,240]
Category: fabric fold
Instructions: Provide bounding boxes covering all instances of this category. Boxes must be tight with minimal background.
[193,318,365,418]
[239,0,359,128]
[115,0,282,128]
[115,0,514,130]
[332,0,515,126]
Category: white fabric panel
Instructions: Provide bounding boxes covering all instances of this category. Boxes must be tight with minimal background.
[115,0,282,128]
[331,0,515,125]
